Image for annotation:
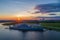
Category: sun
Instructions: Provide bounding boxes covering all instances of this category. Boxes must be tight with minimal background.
[15,15,21,21]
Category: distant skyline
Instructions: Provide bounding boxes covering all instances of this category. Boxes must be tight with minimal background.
[0,0,60,20]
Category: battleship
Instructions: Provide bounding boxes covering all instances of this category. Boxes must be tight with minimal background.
[9,23,44,31]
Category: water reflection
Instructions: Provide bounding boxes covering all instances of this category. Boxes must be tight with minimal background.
[0,29,60,40]
[18,31,44,40]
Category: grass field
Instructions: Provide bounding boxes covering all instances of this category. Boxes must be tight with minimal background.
[41,23,60,27]
[41,23,60,31]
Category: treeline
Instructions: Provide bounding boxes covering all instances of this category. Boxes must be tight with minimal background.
[40,20,60,23]
[25,20,60,23]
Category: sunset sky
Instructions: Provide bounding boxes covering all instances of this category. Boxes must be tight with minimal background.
[0,0,60,20]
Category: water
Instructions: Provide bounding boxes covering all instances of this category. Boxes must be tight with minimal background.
[0,23,60,40]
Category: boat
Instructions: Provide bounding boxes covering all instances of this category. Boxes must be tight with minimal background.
[9,23,44,31]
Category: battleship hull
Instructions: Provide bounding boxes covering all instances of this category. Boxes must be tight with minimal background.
[9,27,44,31]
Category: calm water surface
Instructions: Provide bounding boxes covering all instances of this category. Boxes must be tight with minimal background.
[0,23,60,40]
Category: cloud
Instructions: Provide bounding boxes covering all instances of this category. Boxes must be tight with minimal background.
[48,14,56,15]
[35,16,60,20]
[36,16,60,18]
[34,3,60,13]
